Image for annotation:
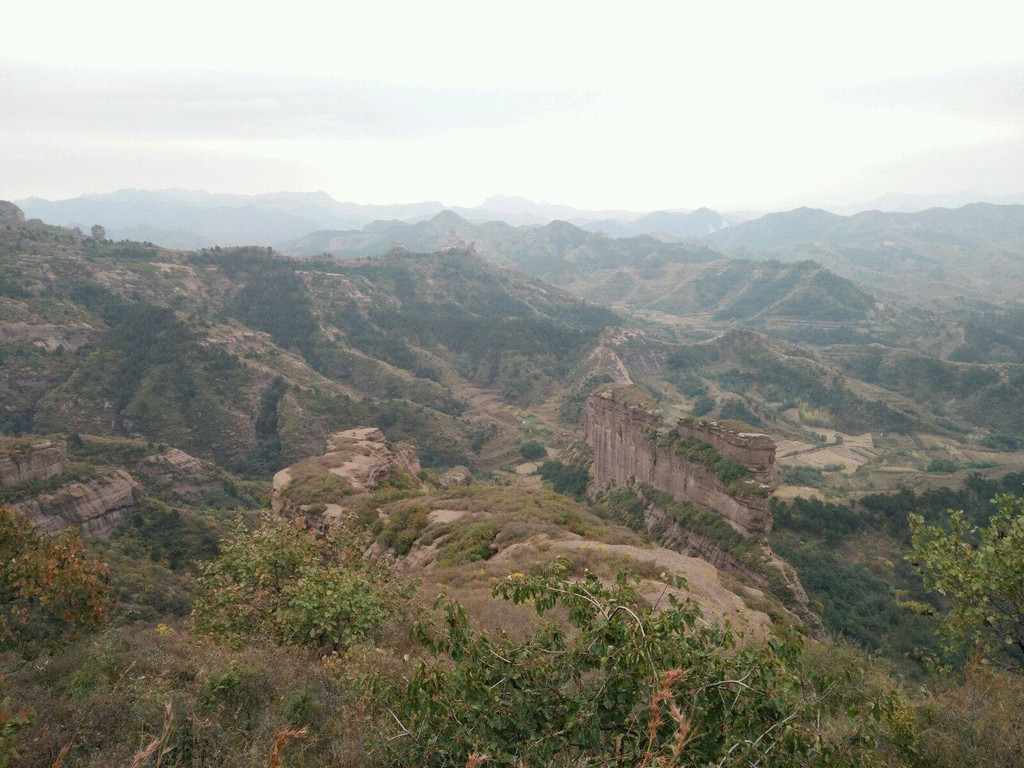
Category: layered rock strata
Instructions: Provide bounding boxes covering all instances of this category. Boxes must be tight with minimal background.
[580,392,773,538]
[14,470,140,537]
[0,440,70,486]
[675,418,775,479]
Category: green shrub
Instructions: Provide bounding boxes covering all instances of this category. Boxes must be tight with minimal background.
[280,473,355,507]
[926,458,959,473]
[781,465,828,488]
[385,562,884,767]
[437,521,501,567]
[192,515,408,652]
[592,488,646,532]
[378,504,430,556]
[537,460,590,501]
[691,394,714,416]
[518,441,547,461]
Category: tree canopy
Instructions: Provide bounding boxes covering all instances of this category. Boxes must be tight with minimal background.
[0,506,113,655]
[909,493,1024,669]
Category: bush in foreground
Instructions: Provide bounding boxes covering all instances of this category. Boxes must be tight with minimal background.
[385,559,885,767]
[192,514,410,652]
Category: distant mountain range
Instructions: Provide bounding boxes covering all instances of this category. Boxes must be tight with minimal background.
[281,211,899,345]
[828,190,1024,215]
[17,189,1024,302]
[580,207,742,238]
[278,210,724,277]
[16,189,723,247]
[707,203,1024,301]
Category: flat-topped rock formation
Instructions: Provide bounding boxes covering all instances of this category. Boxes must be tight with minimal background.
[2,437,142,537]
[580,391,774,538]
[675,417,775,479]
[13,470,140,537]
[0,439,70,486]
[580,390,824,634]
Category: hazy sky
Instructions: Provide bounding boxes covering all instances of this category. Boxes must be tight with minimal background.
[2,0,1022,211]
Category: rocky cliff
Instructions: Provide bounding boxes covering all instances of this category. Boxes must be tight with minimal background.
[14,470,140,537]
[580,391,824,634]
[0,439,70,486]
[2,437,142,537]
[675,418,775,480]
[580,392,773,537]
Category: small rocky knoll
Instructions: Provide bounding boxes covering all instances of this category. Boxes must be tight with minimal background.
[269,428,777,633]
[273,427,421,518]
[135,447,230,504]
[581,390,773,537]
[365,482,778,635]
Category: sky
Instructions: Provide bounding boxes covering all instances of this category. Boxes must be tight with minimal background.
[2,0,1023,212]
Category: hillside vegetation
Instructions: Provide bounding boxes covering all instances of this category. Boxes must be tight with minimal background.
[0,218,616,476]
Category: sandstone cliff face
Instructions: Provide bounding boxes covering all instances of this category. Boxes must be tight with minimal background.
[0,440,70,486]
[675,419,775,480]
[14,470,140,537]
[581,393,772,537]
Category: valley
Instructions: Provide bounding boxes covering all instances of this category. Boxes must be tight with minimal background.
[2,197,1023,766]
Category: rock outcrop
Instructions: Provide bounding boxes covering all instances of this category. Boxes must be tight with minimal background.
[0,201,25,223]
[2,438,142,537]
[273,427,421,516]
[136,447,225,503]
[0,440,70,486]
[675,418,775,479]
[580,390,824,635]
[14,470,140,537]
[0,320,100,352]
[439,465,472,488]
[581,392,773,538]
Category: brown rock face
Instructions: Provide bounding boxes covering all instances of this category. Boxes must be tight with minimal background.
[14,470,140,537]
[137,448,224,503]
[321,428,421,491]
[0,201,25,223]
[0,441,70,486]
[273,427,422,515]
[580,392,773,538]
[675,419,775,480]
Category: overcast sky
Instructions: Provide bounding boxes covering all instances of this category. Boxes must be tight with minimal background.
[2,0,1022,211]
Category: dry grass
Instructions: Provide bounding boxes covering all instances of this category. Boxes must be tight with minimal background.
[127,702,173,768]
[267,727,307,768]
[8,623,396,768]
